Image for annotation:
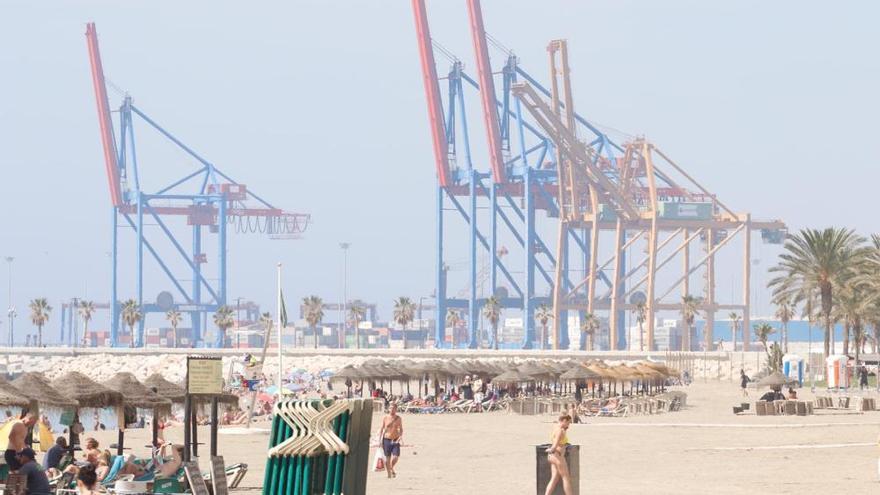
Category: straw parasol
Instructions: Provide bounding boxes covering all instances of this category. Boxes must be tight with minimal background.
[143,374,186,403]
[103,372,172,411]
[560,365,601,381]
[331,366,366,381]
[492,369,535,385]
[51,372,124,409]
[0,378,31,409]
[11,372,78,409]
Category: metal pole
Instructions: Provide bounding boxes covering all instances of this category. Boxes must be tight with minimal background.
[183,367,191,462]
[5,257,13,347]
[110,208,118,347]
[190,401,198,458]
[276,263,283,392]
[210,397,219,457]
[339,243,350,349]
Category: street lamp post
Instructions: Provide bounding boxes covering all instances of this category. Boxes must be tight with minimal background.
[4,257,13,347]
[339,243,350,349]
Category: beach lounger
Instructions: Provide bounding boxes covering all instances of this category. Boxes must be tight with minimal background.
[101,455,126,487]
[796,401,807,416]
[783,400,797,415]
[755,401,767,416]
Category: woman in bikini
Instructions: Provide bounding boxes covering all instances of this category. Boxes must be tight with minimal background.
[545,414,573,495]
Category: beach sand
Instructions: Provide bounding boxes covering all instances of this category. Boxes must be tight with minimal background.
[78,382,879,494]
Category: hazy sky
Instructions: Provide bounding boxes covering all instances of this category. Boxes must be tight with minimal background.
[1,1,878,339]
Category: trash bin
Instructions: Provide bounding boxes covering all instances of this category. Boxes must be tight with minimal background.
[536,444,580,495]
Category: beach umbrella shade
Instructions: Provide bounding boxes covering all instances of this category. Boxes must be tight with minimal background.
[560,365,601,381]
[10,372,78,410]
[51,372,124,409]
[143,374,186,404]
[103,373,172,411]
[756,371,797,388]
[103,372,174,452]
[330,366,365,381]
[0,378,32,409]
[492,369,535,385]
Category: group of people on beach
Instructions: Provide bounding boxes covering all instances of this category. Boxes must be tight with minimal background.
[3,410,186,495]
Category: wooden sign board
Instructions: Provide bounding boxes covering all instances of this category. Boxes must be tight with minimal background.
[183,462,210,495]
[210,456,229,495]
[188,357,223,395]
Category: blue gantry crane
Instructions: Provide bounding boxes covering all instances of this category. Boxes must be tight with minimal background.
[86,23,309,347]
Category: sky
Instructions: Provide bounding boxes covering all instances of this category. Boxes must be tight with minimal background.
[1,1,878,340]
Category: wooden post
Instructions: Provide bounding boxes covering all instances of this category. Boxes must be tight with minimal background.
[183,394,192,462]
[210,397,219,458]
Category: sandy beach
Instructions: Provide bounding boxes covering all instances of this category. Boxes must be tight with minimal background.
[72,381,879,494]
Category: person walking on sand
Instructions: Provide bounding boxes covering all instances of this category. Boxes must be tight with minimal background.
[740,369,750,397]
[545,414,573,495]
[378,403,403,479]
[6,413,36,472]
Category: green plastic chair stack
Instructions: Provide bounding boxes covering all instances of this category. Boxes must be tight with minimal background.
[263,398,373,495]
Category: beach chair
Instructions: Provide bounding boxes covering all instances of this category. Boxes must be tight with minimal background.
[796,401,807,416]
[806,402,814,415]
[838,396,851,409]
[755,401,767,416]
[100,455,126,487]
[783,400,797,415]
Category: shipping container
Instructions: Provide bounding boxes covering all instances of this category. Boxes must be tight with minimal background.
[657,202,713,220]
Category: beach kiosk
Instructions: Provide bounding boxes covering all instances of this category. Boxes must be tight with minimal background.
[782,354,804,386]
[826,355,849,389]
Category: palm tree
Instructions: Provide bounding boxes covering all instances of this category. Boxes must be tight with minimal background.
[392,297,416,349]
[121,299,142,348]
[633,302,646,351]
[680,294,700,351]
[580,313,599,351]
[28,298,51,347]
[754,322,775,354]
[445,309,461,348]
[773,298,794,353]
[165,309,182,348]
[302,296,324,349]
[729,312,741,352]
[212,305,234,348]
[769,228,865,360]
[78,300,95,348]
[482,296,502,350]
[348,304,366,349]
[535,304,553,350]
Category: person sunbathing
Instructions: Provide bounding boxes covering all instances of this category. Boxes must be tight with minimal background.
[94,451,112,481]
[153,443,184,479]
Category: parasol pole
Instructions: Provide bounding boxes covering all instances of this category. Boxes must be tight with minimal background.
[276,262,283,396]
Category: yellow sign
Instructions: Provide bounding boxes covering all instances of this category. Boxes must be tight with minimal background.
[188,358,223,395]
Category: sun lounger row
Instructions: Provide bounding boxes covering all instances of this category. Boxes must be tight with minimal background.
[397,397,506,414]
[754,400,813,416]
[574,393,684,418]
[814,395,877,411]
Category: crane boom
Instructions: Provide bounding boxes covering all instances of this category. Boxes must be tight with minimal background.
[85,22,124,207]
[411,0,452,187]
[466,0,506,183]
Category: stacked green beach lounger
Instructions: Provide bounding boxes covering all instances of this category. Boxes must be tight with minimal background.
[263,398,373,495]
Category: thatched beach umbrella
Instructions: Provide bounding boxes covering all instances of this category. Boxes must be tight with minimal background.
[492,369,535,385]
[103,373,172,411]
[51,372,124,453]
[51,372,124,409]
[103,372,172,454]
[0,379,31,409]
[143,374,186,404]
[11,372,79,410]
[560,365,600,381]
